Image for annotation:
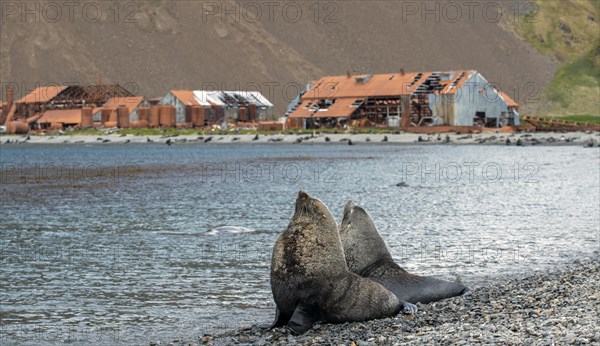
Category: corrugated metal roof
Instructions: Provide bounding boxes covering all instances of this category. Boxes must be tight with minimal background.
[289,98,360,118]
[193,90,274,108]
[288,99,316,118]
[103,96,144,112]
[302,73,420,99]
[441,71,474,94]
[39,109,81,124]
[16,86,68,104]
[193,91,222,107]
[237,91,274,107]
[498,91,518,108]
[171,90,201,106]
[93,96,144,115]
[301,70,475,100]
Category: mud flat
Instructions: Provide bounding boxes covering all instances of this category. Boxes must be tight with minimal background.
[2,131,600,146]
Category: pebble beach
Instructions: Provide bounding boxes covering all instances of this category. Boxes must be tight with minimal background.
[161,258,599,346]
[3,130,598,346]
[1,131,599,146]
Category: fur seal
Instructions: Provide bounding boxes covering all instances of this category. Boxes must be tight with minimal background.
[269,192,417,334]
[339,201,470,304]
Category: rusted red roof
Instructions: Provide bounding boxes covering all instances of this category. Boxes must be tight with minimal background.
[39,109,81,124]
[16,86,68,104]
[498,91,519,108]
[301,70,475,100]
[102,96,144,112]
[289,98,361,118]
[302,73,426,100]
[93,96,144,116]
[171,90,199,106]
[289,70,479,119]
[440,71,474,94]
[289,100,316,118]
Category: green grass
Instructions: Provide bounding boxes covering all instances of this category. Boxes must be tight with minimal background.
[64,128,105,136]
[557,115,600,124]
[546,49,600,114]
[118,128,202,136]
[52,127,409,137]
[524,115,600,125]
[513,0,600,116]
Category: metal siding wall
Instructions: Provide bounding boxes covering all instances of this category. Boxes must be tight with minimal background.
[258,108,267,121]
[260,107,273,121]
[454,74,477,126]
[129,109,139,122]
[158,93,174,106]
[445,94,455,125]
[428,93,454,125]
[429,93,442,120]
[175,101,186,123]
[225,107,238,121]
[159,93,186,123]
[454,73,509,126]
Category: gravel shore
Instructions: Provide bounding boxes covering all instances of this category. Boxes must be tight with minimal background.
[2,131,599,146]
[194,259,599,346]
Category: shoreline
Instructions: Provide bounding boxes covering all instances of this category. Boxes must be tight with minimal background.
[197,257,599,345]
[1,131,599,147]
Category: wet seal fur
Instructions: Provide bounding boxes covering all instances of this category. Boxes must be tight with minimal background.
[339,201,470,304]
[269,192,417,334]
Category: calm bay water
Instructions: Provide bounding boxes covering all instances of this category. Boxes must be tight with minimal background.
[1,143,598,345]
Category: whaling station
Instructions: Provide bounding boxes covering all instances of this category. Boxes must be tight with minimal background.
[0,70,596,134]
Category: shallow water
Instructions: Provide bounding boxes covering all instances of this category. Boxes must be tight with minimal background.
[1,143,598,345]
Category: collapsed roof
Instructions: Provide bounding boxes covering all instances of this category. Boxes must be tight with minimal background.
[193,90,273,108]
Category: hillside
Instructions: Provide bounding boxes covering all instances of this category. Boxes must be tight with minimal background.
[511,0,600,116]
[1,0,560,115]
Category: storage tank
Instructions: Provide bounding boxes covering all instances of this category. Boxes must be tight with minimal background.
[159,105,175,127]
[138,107,150,123]
[101,108,112,125]
[80,108,94,128]
[117,105,130,128]
[150,105,160,128]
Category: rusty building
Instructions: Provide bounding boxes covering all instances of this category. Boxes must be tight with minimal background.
[12,85,133,118]
[195,90,275,122]
[287,70,519,129]
[92,96,146,123]
[3,84,134,129]
[158,90,221,126]
[159,90,275,126]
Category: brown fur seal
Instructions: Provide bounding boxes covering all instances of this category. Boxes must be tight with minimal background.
[269,192,417,334]
[339,201,470,304]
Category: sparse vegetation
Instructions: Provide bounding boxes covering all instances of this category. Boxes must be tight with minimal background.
[514,0,600,116]
[56,127,414,137]
[551,115,600,124]
[118,128,201,136]
[63,128,104,136]
[546,49,600,114]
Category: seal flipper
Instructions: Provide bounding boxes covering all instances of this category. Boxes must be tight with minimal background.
[401,301,418,314]
[287,302,321,335]
[393,276,470,304]
[258,308,289,330]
